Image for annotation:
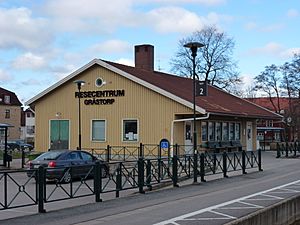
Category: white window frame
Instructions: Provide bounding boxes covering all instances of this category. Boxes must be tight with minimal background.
[91,119,106,142]
[122,118,139,142]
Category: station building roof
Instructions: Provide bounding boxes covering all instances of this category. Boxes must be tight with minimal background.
[26,58,281,120]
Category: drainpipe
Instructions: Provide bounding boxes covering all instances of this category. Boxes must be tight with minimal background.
[170,113,210,152]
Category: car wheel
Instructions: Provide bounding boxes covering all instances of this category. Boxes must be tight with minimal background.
[61,170,72,183]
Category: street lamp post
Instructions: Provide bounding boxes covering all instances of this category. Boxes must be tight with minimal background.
[184,42,205,183]
[74,80,86,150]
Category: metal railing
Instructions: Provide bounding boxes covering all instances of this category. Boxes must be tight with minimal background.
[276,142,300,158]
[0,149,262,213]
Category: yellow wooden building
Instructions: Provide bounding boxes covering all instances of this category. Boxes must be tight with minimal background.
[26,45,281,153]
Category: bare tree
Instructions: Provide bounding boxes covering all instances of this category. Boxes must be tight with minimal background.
[170,26,241,93]
[253,64,282,113]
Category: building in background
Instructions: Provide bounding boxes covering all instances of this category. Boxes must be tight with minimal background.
[246,97,300,149]
[0,87,22,141]
[21,107,35,145]
[26,44,282,153]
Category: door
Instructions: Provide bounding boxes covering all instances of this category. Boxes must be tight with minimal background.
[246,122,253,151]
[184,121,193,155]
[50,120,69,150]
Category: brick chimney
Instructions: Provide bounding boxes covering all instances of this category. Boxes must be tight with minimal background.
[134,44,154,71]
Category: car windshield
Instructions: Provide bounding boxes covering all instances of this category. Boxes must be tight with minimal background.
[35,151,65,160]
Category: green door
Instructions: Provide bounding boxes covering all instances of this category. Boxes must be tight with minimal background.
[50,120,69,150]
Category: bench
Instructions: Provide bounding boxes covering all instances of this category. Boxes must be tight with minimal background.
[206,141,242,153]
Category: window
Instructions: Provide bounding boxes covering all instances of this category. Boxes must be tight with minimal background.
[229,123,235,140]
[4,95,10,104]
[274,132,281,141]
[66,152,81,160]
[201,122,207,141]
[208,122,215,141]
[5,109,10,119]
[266,120,273,127]
[235,123,241,140]
[27,126,35,134]
[92,120,106,141]
[257,132,264,141]
[123,119,138,141]
[80,152,93,161]
[222,122,229,140]
[216,122,222,141]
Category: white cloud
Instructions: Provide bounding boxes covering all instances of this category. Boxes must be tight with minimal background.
[146,7,206,33]
[21,78,42,86]
[280,48,300,58]
[0,69,13,82]
[259,23,284,32]
[144,0,226,6]
[287,9,299,18]
[89,40,131,54]
[42,0,136,33]
[115,58,134,66]
[12,52,47,70]
[245,21,284,32]
[52,64,78,80]
[248,42,284,56]
[0,7,53,49]
[247,42,300,59]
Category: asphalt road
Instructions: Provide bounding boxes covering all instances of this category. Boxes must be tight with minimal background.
[1,151,300,225]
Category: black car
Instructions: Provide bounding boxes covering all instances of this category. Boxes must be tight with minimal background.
[26,150,108,183]
[7,140,34,151]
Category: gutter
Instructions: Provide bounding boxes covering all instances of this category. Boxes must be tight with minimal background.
[170,113,210,147]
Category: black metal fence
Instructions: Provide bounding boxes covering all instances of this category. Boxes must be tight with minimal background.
[276,142,300,158]
[0,150,262,213]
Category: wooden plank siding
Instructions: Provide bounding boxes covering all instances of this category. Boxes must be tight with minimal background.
[34,65,193,151]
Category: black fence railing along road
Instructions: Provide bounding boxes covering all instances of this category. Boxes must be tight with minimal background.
[0,149,262,214]
[276,141,300,158]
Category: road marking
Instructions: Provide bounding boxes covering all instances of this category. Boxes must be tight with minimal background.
[259,193,284,200]
[154,179,300,225]
[279,188,300,193]
[210,210,237,219]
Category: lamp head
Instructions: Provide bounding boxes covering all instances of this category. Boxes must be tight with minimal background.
[74,80,86,90]
[184,42,205,57]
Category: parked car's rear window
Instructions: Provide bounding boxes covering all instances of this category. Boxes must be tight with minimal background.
[35,151,65,160]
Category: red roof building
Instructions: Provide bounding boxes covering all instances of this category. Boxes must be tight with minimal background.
[247,97,300,147]
[26,44,282,152]
[0,87,22,141]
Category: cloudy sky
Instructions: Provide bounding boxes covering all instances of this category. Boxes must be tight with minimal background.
[0,0,299,103]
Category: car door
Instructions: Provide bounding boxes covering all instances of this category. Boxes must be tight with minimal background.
[79,151,95,177]
[65,151,82,177]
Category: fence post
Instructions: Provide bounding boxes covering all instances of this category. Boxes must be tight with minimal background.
[139,143,143,158]
[258,149,263,171]
[138,158,145,194]
[106,145,110,163]
[193,152,198,183]
[38,166,46,213]
[172,154,179,187]
[175,144,179,156]
[94,162,102,202]
[200,153,206,182]
[116,163,122,198]
[21,149,25,168]
[222,152,228,178]
[242,151,247,174]
[276,143,281,158]
[146,159,152,190]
